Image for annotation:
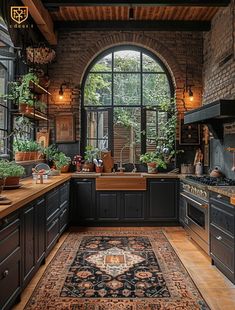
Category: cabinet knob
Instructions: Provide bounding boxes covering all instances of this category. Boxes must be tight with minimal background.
[160,179,165,182]
[3,218,9,225]
[3,269,9,277]
[217,194,222,199]
[184,218,189,224]
[216,235,222,241]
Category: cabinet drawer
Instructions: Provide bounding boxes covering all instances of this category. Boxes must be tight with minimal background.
[0,218,20,263]
[46,217,59,252]
[210,204,234,236]
[210,225,234,248]
[210,232,234,272]
[46,189,60,221]
[0,248,21,310]
[60,182,69,208]
[59,204,68,233]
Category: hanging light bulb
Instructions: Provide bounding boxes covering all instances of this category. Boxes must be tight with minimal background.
[188,86,194,101]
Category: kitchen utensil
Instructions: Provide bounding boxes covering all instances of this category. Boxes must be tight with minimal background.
[210,166,224,178]
[195,162,203,176]
[232,152,235,172]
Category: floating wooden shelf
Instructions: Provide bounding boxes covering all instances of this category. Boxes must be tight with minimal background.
[14,109,48,121]
[226,147,235,152]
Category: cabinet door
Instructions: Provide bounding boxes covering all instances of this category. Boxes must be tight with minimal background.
[0,213,21,310]
[46,189,60,222]
[34,198,46,265]
[71,179,95,222]
[122,192,144,220]
[97,192,120,221]
[22,198,46,287]
[22,205,35,284]
[147,179,178,221]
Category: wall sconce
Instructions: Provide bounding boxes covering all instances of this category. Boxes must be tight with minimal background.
[183,64,194,102]
[59,82,67,100]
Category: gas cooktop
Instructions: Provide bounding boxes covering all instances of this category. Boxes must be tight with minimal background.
[185,175,235,186]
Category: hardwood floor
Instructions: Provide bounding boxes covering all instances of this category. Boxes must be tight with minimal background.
[13,227,235,310]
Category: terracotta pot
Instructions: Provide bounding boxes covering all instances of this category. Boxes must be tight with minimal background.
[147,162,157,174]
[19,104,33,114]
[29,151,38,160]
[5,176,20,186]
[60,165,70,173]
[95,166,103,173]
[83,162,95,172]
[15,151,26,161]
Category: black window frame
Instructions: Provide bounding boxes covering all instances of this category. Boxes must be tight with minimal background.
[81,45,175,156]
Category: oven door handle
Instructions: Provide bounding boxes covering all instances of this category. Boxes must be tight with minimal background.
[180,192,208,209]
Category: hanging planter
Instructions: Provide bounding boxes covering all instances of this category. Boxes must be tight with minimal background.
[26,46,56,65]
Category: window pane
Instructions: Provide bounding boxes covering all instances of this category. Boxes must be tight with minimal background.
[91,53,112,72]
[143,73,170,106]
[0,130,5,153]
[86,110,109,150]
[114,50,140,72]
[0,105,6,129]
[158,111,168,139]
[143,54,164,72]
[114,73,140,105]
[84,73,111,106]
[146,110,157,153]
[113,107,141,163]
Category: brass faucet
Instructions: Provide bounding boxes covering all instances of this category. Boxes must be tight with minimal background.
[118,143,136,173]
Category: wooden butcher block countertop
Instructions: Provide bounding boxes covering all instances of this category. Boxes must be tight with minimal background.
[0,174,71,219]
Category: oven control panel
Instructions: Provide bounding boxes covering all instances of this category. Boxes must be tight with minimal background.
[182,183,208,200]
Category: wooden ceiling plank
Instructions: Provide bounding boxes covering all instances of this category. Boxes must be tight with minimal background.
[54,20,211,31]
[22,0,57,45]
[43,0,230,8]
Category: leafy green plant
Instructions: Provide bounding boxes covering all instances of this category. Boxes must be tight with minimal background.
[140,152,167,169]
[42,144,59,161]
[0,160,25,178]
[84,145,99,163]
[53,152,71,169]
[13,140,40,152]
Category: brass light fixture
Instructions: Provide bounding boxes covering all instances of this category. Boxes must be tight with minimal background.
[59,82,67,100]
[183,64,194,102]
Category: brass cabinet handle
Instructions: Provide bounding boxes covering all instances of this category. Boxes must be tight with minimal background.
[3,269,9,277]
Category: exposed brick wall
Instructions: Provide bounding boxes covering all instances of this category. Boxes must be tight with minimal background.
[48,30,203,142]
[203,1,235,103]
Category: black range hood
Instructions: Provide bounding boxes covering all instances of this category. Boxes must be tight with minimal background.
[184,99,235,140]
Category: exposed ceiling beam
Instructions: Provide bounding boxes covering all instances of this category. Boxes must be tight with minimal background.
[21,0,57,45]
[55,20,211,31]
[43,0,230,8]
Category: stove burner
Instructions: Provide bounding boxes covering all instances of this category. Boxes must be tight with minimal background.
[185,175,235,186]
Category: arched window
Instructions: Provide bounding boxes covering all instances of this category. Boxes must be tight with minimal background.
[81,46,174,163]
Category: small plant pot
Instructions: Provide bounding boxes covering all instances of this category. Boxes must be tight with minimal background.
[5,176,20,186]
[15,151,25,161]
[19,104,34,114]
[95,166,103,173]
[147,162,157,174]
[83,162,95,172]
[60,165,70,173]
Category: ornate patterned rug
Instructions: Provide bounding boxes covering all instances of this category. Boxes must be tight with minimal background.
[24,231,209,309]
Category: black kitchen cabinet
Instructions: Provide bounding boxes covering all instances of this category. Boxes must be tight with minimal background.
[147,178,178,222]
[71,178,96,224]
[209,192,235,283]
[97,192,120,221]
[122,192,145,220]
[22,197,46,288]
[0,212,21,310]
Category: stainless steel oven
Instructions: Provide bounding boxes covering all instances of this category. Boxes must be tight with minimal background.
[180,186,209,254]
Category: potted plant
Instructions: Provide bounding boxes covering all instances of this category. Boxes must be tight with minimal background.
[0,160,25,186]
[83,145,99,172]
[2,72,46,114]
[140,152,167,174]
[14,140,40,161]
[53,152,71,173]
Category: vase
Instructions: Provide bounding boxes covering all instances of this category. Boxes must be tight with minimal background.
[147,162,157,174]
